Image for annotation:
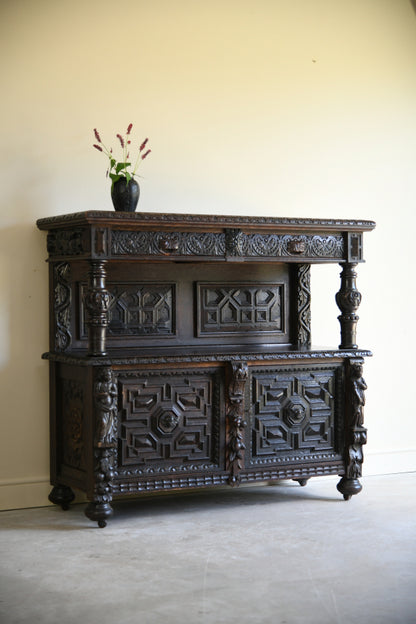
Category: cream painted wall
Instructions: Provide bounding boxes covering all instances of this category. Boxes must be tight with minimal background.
[1,0,415,510]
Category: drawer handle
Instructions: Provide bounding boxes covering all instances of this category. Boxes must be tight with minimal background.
[158,237,179,254]
[288,239,306,254]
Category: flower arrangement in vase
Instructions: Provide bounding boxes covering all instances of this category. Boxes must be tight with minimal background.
[93,124,151,212]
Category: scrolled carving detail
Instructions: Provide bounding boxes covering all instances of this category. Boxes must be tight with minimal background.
[53,262,72,351]
[296,264,311,347]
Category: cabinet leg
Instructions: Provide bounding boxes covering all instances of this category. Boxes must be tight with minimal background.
[85,502,113,528]
[293,478,309,487]
[336,476,362,501]
[48,485,75,510]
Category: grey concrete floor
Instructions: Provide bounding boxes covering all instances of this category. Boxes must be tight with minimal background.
[0,473,415,624]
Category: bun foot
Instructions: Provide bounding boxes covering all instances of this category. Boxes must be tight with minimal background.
[293,478,309,487]
[336,476,362,500]
[48,485,75,510]
[85,502,113,528]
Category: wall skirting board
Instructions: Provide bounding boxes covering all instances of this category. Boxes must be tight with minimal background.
[0,451,414,511]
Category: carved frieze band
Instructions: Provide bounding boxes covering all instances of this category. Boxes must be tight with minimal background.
[47,229,87,256]
[226,361,248,486]
[53,262,72,351]
[111,230,344,259]
[345,358,367,479]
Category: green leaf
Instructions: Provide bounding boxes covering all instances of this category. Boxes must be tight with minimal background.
[115,162,131,174]
[125,172,131,184]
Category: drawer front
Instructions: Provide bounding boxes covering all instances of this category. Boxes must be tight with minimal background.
[115,367,224,479]
[248,364,344,467]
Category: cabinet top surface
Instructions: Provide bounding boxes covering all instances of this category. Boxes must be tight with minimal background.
[37,210,376,232]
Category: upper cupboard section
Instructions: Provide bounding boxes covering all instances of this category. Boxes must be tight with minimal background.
[51,261,297,352]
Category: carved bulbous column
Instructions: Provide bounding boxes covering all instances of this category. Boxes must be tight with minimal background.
[84,261,111,356]
[336,263,362,349]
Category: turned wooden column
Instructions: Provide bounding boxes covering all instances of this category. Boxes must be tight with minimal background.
[336,262,361,349]
[84,260,111,356]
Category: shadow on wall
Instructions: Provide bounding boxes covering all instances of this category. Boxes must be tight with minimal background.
[0,222,50,478]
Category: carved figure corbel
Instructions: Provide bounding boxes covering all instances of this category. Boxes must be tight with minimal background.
[226,361,248,486]
[337,358,367,500]
[85,367,118,528]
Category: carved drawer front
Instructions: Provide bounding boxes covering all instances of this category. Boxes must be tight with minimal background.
[249,364,343,466]
[117,368,223,476]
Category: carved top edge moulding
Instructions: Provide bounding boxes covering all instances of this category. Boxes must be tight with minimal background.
[36,211,376,233]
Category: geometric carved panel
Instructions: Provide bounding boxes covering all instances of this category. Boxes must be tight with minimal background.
[118,370,221,473]
[61,378,85,471]
[198,283,284,335]
[81,283,175,337]
[250,366,341,464]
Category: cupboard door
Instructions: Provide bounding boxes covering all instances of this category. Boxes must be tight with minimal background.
[248,364,344,467]
[116,368,224,478]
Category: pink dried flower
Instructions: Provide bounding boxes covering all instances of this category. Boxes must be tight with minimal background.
[93,126,151,183]
[140,138,149,151]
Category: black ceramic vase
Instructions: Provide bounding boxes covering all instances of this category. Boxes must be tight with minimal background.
[111,177,140,212]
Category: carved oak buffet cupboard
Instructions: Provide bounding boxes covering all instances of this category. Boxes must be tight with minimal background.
[36,211,375,527]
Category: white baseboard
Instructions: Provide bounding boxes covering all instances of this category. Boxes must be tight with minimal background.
[364,449,416,477]
[0,478,86,512]
[0,451,414,511]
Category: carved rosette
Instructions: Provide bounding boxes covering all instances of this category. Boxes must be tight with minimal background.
[85,367,118,528]
[337,358,367,500]
[53,262,72,351]
[296,264,311,347]
[336,263,362,349]
[84,261,111,356]
[226,361,248,486]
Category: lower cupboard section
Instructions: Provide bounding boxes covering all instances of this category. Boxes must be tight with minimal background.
[111,361,345,493]
[51,356,366,525]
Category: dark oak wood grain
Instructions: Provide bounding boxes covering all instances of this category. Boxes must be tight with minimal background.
[37,211,375,527]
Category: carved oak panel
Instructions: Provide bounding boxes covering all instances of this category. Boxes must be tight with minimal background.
[249,365,343,465]
[117,369,222,476]
[198,283,284,336]
[61,378,86,471]
[80,283,175,338]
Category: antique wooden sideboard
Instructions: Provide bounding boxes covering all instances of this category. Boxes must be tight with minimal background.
[37,211,375,527]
